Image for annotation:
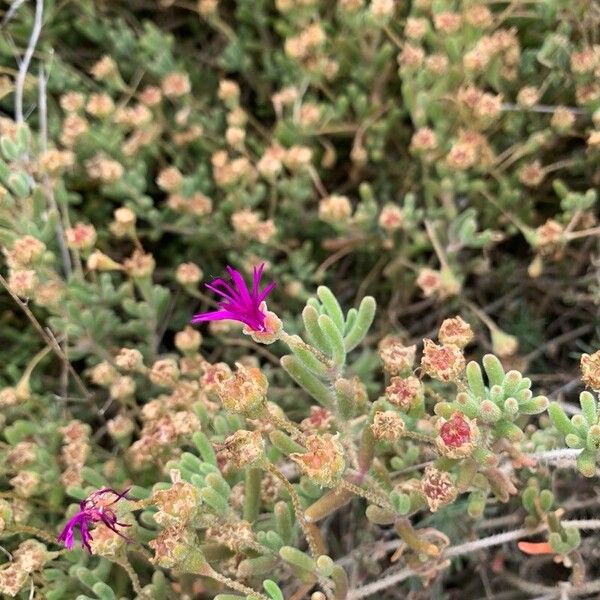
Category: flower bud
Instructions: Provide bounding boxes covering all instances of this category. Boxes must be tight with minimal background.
[421,339,465,382]
[216,363,268,416]
[290,433,345,486]
[438,316,474,349]
[378,204,404,232]
[110,207,137,238]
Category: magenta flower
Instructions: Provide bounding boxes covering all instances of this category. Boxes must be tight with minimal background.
[57,488,131,553]
[191,263,275,331]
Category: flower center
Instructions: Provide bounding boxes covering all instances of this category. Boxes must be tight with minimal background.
[440,414,471,447]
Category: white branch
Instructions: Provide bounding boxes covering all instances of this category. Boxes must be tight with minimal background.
[15,0,44,125]
[347,520,600,599]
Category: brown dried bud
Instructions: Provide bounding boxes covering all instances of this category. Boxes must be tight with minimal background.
[156,166,184,192]
[216,363,268,416]
[149,359,180,388]
[421,339,465,382]
[581,350,600,390]
[89,524,128,557]
[152,481,202,527]
[435,412,479,458]
[385,376,423,412]
[420,466,457,512]
[7,442,37,469]
[371,411,405,441]
[438,316,473,349]
[290,433,345,486]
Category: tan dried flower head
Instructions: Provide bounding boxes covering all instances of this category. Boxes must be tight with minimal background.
[110,376,136,400]
[11,236,45,266]
[216,363,268,416]
[152,481,203,527]
[421,339,466,382]
[106,415,135,440]
[371,411,405,441]
[90,55,118,80]
[420,466,457,511]
[10,471,40,498]
[319,194,353,224]
[149,525,198,568]
[379,342,417,376]
[0,387,18,407]
[156,166,183,192]
[176,262,203,286]
[581,350,600,390]
[386,376,423,411]
[86,93,115,118]
[410,128,438,152]
[175,326,202,354]
[13,539,48,573]
[290,433,345,486]
[438,316,474,349]
[149,359,180,388]
[222,430,266,469]
[115,348,144,372]
[161,72,191,98]
[378,204,404,232]
[124,250,155,278]
[8,269,37,298]
[519,160,545,188]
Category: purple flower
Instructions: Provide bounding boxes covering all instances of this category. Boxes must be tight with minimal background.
[57,488,131,553]
[191,263,276,332]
